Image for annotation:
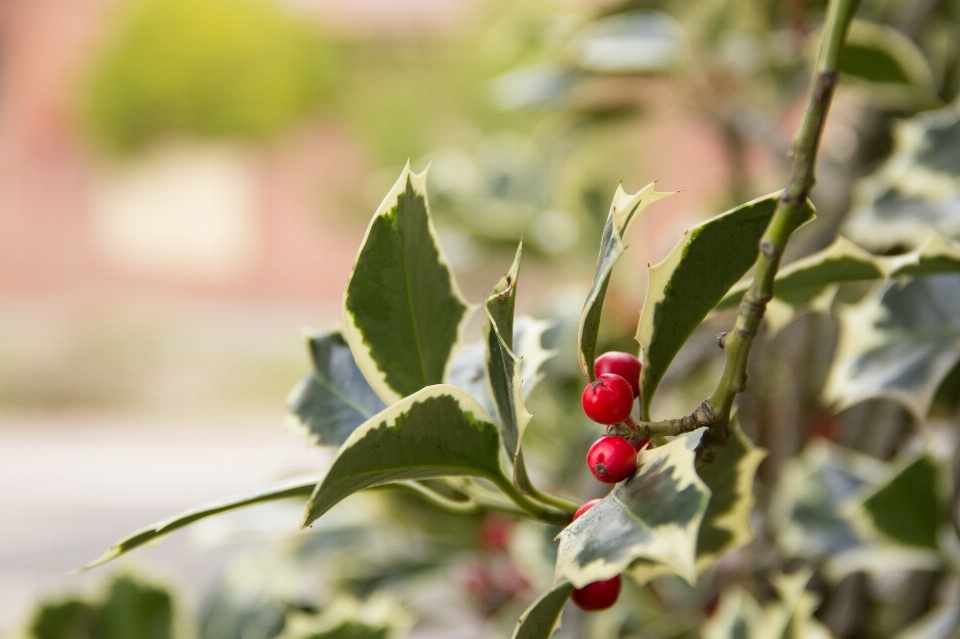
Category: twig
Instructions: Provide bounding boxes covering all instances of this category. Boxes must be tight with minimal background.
[694,0,861,469]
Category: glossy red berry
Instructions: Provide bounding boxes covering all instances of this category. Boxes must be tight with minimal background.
[587,436,637,483]
[581,374,634,424]
[573,499,601,521]
[594,351,642,398]
[633,438,651,452]
[571,575,622,611]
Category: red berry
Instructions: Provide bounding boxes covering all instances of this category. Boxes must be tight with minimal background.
[594,352,641,398]
[633,438,651,452]
[587,436,637,483]
[581,374,634,424]
[571,575,622,611]
[573,499,601,520]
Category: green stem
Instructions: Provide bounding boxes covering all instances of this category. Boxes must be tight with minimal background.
[492,475,573,526]
[513,451,580,513]
[388,481,485,515]
[695,0,860,469]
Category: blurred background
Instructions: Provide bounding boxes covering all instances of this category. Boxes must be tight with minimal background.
[2,0,959,637]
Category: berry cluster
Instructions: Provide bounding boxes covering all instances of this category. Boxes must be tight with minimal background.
[570,351,651,612]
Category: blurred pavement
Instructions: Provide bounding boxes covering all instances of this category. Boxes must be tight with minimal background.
[0,413,331,637]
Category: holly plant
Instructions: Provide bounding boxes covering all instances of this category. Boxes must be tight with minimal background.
[78,0,960,637]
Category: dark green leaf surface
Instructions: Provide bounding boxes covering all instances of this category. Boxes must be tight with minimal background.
[30,600,101,639]
[99,577,174,639]
[637,193,814,417]
[84,476,318,568]
[861,455,942,549]
[555,432,709,587]
[578,182,675,378]
[287,330,387,447]
[301,385,504,528]
[343,165,470,404]
[826,274,960,418]
[511,582,574,639]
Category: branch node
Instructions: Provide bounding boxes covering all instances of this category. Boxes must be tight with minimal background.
[716,332,728,349]
[760,239,777,258]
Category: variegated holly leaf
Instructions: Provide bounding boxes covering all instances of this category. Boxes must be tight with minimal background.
[769,440,887,561]
[716,234,960,312]
[554,431,710,588]
[485,243,531,459]
[578,182,676,379]
[844,105,960,251]
[510,582,574,639]
[771,442,942,580]
[628,419,764,585]
[839,20,940,111]
[276,595,413,639]
[301,385,506,528]
[758,570,835,639]
[483,243,540,492]
[694,419,765,571]
[702,572,836,639]
[286,330,387,447]
[343,163,471,405]
[825,274,960,419]
[446,315,555,414]
[700,586,762,639]
[637,193,815,418]
[855,453,945,550]
[84,475,319,569]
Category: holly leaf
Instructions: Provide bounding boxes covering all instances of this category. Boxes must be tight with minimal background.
[277,595,412,639]
[769,440,886,561]
[694,418,766,571]
[839,20,940,111]
[627,419,764,586]
[301,385,505,528]
[844,105,960,251]
[286,330,387,447]
[857,454,944,549]
[703,572,837,639]
[554,431,710,588]
[578,182,676,379]
[343,163,471,405]
[483,243,540,493]
[510,582,574,639]
[700,586,762,639]
[637,193,815,417]
[758,570,835,639]
[446,315,555,416]
[716,234,960,312]
[485,243,531,458]
[824,274,960,419]
[83,476,319,569]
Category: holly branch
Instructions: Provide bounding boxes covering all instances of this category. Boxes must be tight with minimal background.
[624,0,861,469]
